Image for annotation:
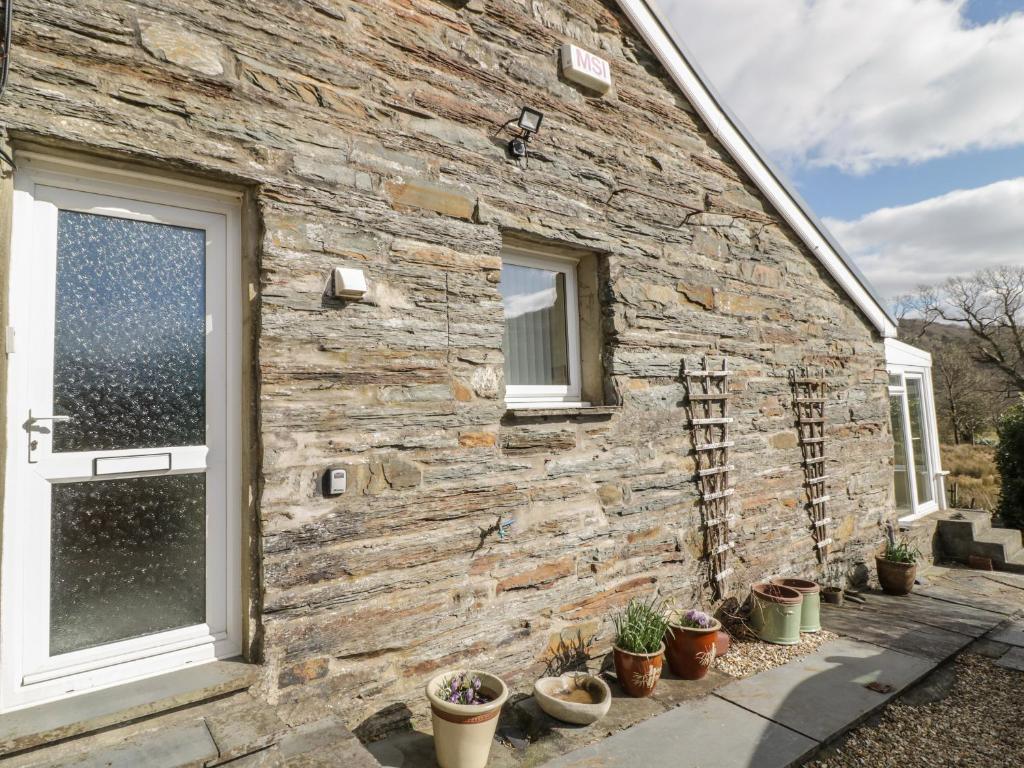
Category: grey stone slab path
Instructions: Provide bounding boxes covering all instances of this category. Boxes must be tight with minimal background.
[989,620,1024,648]
[995,647,1024,672]
[541,694,817,768]
[542,567,1024,768]
[715,638,933,742]
[820,603,973,661]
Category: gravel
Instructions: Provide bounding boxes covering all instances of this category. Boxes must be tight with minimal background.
[715,629,839,678]
[805,653,1024,768]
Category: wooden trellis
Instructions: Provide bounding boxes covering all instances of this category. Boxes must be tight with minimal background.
[684,357,735,598]
[791,368,831,563]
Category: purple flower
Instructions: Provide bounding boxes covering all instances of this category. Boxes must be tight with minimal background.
[682,609,713,628]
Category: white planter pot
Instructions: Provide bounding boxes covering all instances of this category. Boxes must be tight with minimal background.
[425,670,509,768]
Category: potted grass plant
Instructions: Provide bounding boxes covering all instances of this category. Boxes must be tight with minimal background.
[611,596,669,697]
[876,537,921,596]
[664,608,721,680]
[425,670,508,768]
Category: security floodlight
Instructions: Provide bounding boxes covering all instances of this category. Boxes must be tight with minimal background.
[516,106,544,135]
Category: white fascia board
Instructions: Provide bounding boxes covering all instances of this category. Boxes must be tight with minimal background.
[885,338,932,370]
[615,0,899,339]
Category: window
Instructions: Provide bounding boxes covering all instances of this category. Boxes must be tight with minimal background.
[886,363,943,520]
[500,246,584,406]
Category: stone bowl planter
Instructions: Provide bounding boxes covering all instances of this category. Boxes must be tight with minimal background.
[664,618,721,680]
[612,642,664,697]
[876,556,917,596]
[533,673,612,725]
[426,670,509,768]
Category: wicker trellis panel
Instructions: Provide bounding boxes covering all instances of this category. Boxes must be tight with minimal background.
[791,367,831,563]
[684,357,735,598]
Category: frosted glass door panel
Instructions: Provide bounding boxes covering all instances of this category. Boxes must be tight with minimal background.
[52,211,206,453]
[500,264,569,385]
[49,474,206,656]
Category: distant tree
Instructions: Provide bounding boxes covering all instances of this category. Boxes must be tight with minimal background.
[996,398,1024,529]
[928,341,998,444]
[918,266,1024,393]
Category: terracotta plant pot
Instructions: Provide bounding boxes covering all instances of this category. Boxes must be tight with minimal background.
[426,671,509,768]
[715,629,731,658]
[821,586,844,606]
[876,556,917,596]
[665,618,722,680]
[612,642,664,697]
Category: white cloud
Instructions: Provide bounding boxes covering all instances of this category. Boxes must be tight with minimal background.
[824,178,1024,298]
[654,0,1024,173]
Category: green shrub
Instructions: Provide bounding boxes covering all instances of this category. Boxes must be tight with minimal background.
[612,596,669,654]
[996,399,1024,529]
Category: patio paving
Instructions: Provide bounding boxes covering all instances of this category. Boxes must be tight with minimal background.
[532,565,1024,768]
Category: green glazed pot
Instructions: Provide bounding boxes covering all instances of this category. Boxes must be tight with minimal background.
[750,583,803,645]
[770,578,821,633]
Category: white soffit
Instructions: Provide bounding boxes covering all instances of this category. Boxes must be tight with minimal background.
[885,338,932,369]
[615,0,899,339]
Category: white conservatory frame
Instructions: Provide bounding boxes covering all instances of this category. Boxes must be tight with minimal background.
[885,339,947,522]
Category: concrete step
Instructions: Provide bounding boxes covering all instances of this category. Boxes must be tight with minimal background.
[935,510,994,561]
[972,527,1024,563]
[1001,551,1024,575]
[1,692,381,768]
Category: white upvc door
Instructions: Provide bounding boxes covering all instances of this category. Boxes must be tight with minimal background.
[1,158,241,712]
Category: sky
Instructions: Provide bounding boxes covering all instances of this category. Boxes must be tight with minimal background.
[651,0,1024,303]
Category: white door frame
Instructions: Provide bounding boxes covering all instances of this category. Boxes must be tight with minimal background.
[0,154,242,712]
[885,339,946,522]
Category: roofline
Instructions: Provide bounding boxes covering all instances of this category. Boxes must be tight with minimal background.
[616,0,899,338]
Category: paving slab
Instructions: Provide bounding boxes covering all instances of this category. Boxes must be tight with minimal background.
[541,694,817,768]
[714,637,933,742]
[858,591,1007,637]
[988,620,1024,648]
[46,721,216,768]
[994,647,1024,672]
[821,604,973,661]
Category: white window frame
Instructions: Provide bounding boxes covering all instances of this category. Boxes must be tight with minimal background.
[0,153,242,712]
[885,339,946,522]
[501,245,585,408]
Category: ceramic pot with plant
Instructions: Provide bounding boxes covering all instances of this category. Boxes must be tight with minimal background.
[876,537,920,596]
[425,670,509,768]
[612,596,668,697]
[821,585,844,606]
[664,609,721,680]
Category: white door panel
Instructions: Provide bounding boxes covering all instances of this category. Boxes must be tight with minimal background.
[1,158,241,712]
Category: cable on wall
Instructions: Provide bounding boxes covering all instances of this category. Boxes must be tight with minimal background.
[0,0,16,171]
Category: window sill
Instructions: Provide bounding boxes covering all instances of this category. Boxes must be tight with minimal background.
[0,658,257,755]
[505,404,621,420]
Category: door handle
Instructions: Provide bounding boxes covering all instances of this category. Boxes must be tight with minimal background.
[25,411,75,463]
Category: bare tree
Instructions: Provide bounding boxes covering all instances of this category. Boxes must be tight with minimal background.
[918,266,1024,393]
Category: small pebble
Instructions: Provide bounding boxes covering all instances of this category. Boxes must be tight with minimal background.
[715,630,839,678]
[806,654,1024,768]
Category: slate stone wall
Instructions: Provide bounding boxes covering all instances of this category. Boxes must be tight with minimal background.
[2,0,895,733]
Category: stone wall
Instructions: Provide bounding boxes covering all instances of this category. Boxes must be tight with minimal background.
[2,0,894,734]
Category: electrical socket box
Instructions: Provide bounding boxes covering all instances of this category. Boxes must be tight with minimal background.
[323,467,347,497]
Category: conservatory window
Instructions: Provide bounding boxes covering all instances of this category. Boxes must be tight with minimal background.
[885,338,945,521]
